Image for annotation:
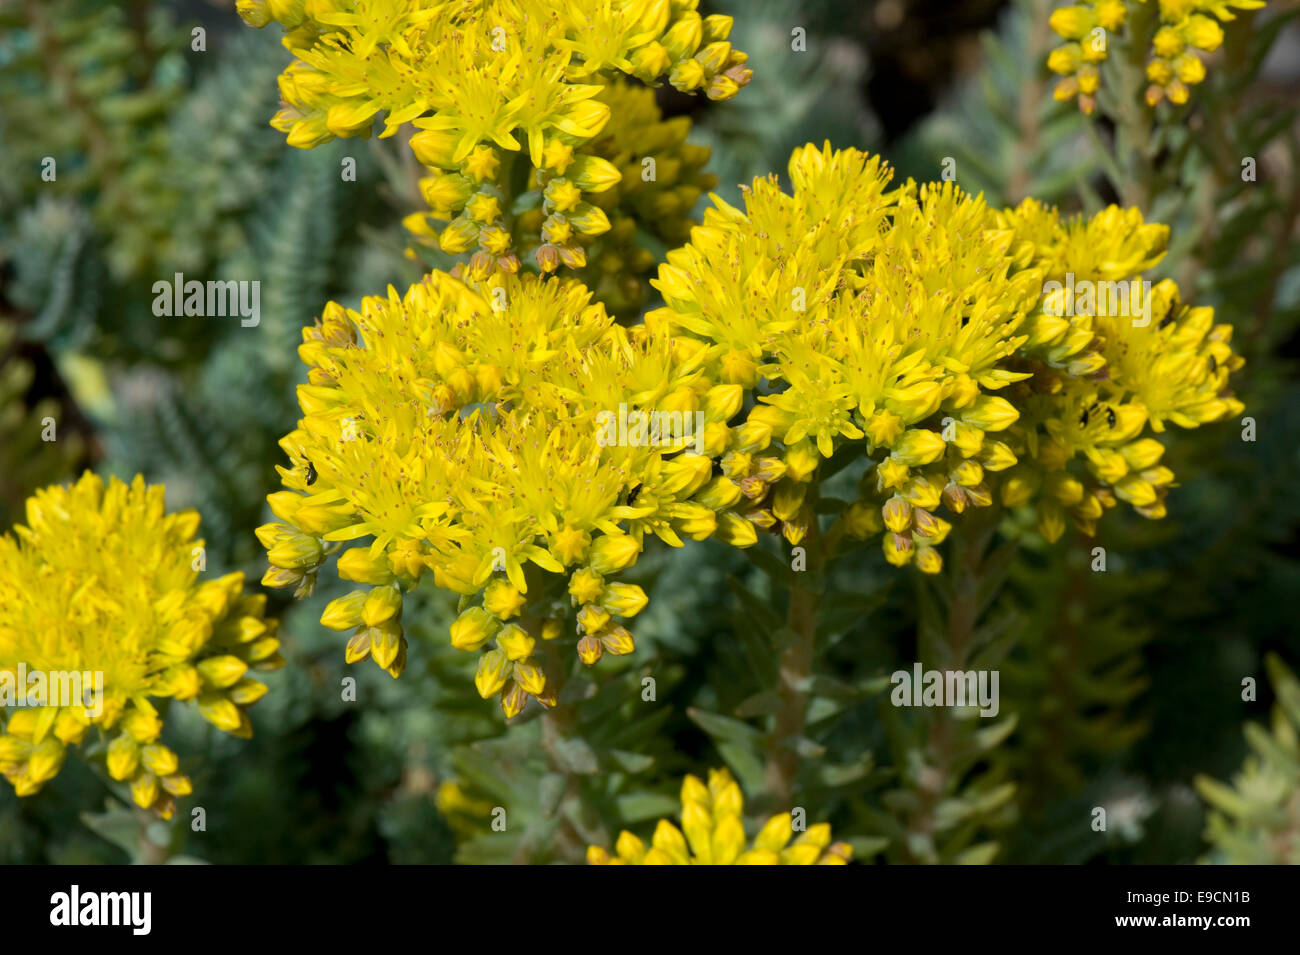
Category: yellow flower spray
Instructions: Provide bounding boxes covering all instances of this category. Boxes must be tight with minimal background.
[1047,0,1266,112]
[239,0,751,277]
[259,142,1242,719]
[0,474,281,816]
[237,3,1246,861]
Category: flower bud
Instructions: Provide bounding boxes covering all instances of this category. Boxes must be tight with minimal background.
[321,590,368,630]
[577,634,603,665]
[841,501,883,539]
[1049,5,1097,41]
[882,532,914,567]
[669,58,706,91]
[567,156,622,192]
[600,626,635,656]
[882,496,912,533]
[588,533,641,574]
[501,683,528,718]
[367,621,403,670]
[197,655,249,689]
[131,772,160,809]
[702,14,733,42]
[107,735,139,781]
[577,604,612,635]
[475,650,509,698]
[662,14,703,61]
[228,678,269,706]
[892,429,947,466]
[497,624,536,662]
[141,744,179,777]
[267,533,323,570]
[694,476,743,511]
[567,203,611,236]
[362,584,403,627]
[630,40,672,80]
[266,492,304,523]
[602,582,649,618]
[337,547,396,585]
[450,607,499,651]
[715,512,758,548]
[410,128,459,167]
[512,662,546,696]
[198,693,243,733]
[483,579,526,619]
[913,546,943,575]
[695,41,732,75]
[960,395,1019,431]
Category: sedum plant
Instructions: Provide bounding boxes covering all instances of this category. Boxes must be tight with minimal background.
[240,1,1249,864]
[1196,655,1300,864]
[652,148,1243,555]
[238,0,751,278]
[587,767,852,864]
[3,0,1270,865]
[1047,0,1266,112]
[259,141,1242,719]
[0,474,281,817]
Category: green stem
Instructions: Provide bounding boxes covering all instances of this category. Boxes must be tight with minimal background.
[536,703,587,863]
[1110,1,1158,208]
[1006,0,1055,205]
[764,518,822,810]
[531,624,588,864]
[903,507,1001,862]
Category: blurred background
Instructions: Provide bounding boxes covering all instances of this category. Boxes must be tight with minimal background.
[2,0,1298,864]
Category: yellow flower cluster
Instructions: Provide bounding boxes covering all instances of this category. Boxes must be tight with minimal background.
[261,144,1242,710]
[649,143,1244,566]
[1047,0,1127,114]
[587,768,852,864]
[516,80,718,317]
[1048,0,1265,112]
[239,0,750,276]
[261,270,748,716]
[0,474,280,816]
[993,200,1244,538]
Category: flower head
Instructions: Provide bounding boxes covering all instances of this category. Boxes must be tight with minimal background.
[265,144,1243,713]
[266,270,740,715]
[1046,0,1267,111]
[650,143,1243,562]
[587,767,852,864]
[0,473,279,815]
[242,0,751,275]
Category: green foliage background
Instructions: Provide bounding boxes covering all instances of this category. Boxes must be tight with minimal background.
[1,0,1298,864]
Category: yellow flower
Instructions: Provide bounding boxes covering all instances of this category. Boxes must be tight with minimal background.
[0,474,278,815]
[266,270,741,715]
[1045,0,1267,110]
[588,768,852,864]
[243,0,750,275]
[994,201,1243,537]
[650,144,1242,563]
[264,142,1243,714]
[516,80,721,314]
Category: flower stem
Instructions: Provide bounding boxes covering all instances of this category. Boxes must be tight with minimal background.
[764,518,822,810]
[1112,1,1158,209]
[1006,0,1056,205]
[903,506,1002,862]
[532,631,590,863]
